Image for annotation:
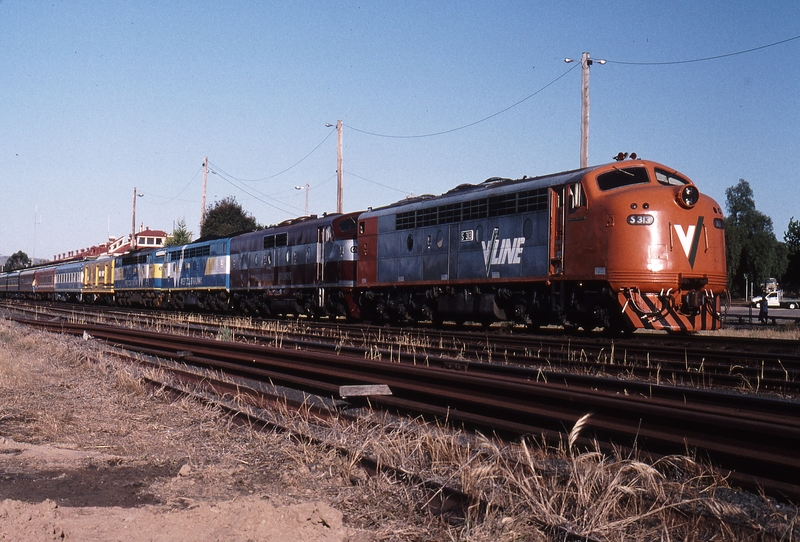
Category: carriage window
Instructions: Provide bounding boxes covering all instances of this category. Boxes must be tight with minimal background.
[655,169,689,186]
[597,167,650,190]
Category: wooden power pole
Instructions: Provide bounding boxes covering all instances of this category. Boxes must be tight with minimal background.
[336,120,343,213]
[201,157,208,228]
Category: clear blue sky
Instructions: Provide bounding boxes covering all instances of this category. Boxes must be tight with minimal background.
[1,1,798,261]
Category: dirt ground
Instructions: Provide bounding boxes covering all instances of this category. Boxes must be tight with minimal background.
[3,317,800,541]
[0,319,441,541]
[0,436,347,541]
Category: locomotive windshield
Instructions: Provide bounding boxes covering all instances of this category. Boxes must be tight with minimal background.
[596,167,650,191]
[654,169,690,186]
[338,216,357,232]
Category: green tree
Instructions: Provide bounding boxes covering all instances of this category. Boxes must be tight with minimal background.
[3,250,31,272]
[199,196,258,238]
[724,179,787,296]
[164,217,193,247]
[783,217,800,291]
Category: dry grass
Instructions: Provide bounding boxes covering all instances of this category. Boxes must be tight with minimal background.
[220,388,800,541]
[1,317,798,541]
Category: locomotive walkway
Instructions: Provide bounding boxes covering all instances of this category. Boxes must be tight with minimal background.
[9,314,800,502]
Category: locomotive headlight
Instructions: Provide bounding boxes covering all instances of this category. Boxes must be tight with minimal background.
[627,214,654,225]
[678,185,699,208]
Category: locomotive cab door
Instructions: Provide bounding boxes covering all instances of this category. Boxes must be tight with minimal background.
[316,226,327,284]
[549,186,566,276]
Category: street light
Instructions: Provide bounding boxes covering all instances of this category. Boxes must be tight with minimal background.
[564,53,606,168]
[295,183,309,216]
[131,187,144,250]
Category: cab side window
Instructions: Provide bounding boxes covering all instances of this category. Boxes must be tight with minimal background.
[569,182,586,210]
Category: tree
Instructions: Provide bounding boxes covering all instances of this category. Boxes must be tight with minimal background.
[724,179,787,296]
[164,217,193,247]
[199,196,259,238]
[783,217,800,291]
[3,250,31,272]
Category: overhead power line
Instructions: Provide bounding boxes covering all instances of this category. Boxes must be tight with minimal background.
[209,167,300,215]
[209,128,336,183]
[345,171,411,195]
[345,63,580,139]
[605,34,800,66]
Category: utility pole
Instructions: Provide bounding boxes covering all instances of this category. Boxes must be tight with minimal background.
[201,156,208,229]
[565,52,605,168]
[336,120,343,213]
[131,187,143,251]
[325,121,344,213]
[580,52,590,169]
[33,205,40,263]
[131,187,138,251]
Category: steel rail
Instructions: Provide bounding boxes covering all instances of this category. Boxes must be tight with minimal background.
[6,300,798,396]
[15,316,800,500]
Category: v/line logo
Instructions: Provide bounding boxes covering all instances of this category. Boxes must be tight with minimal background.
[481,228,525,276]
[674,217,704,269]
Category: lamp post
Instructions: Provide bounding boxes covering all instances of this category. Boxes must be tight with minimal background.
[564,52,605,168]
[131,187,144,250]
[295,183,309,216]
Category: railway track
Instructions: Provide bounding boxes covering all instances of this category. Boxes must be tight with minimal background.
[9,313,800,501]
[4,300,799,397]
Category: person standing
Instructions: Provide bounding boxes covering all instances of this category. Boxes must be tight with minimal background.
[759,297,769,324]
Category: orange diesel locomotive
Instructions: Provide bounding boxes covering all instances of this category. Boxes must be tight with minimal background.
[355,158,727,332]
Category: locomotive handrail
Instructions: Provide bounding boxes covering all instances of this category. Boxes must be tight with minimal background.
[622,287,668,319]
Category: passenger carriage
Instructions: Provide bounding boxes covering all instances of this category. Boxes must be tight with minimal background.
[83,256,115,304]
[55,261,86,302]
